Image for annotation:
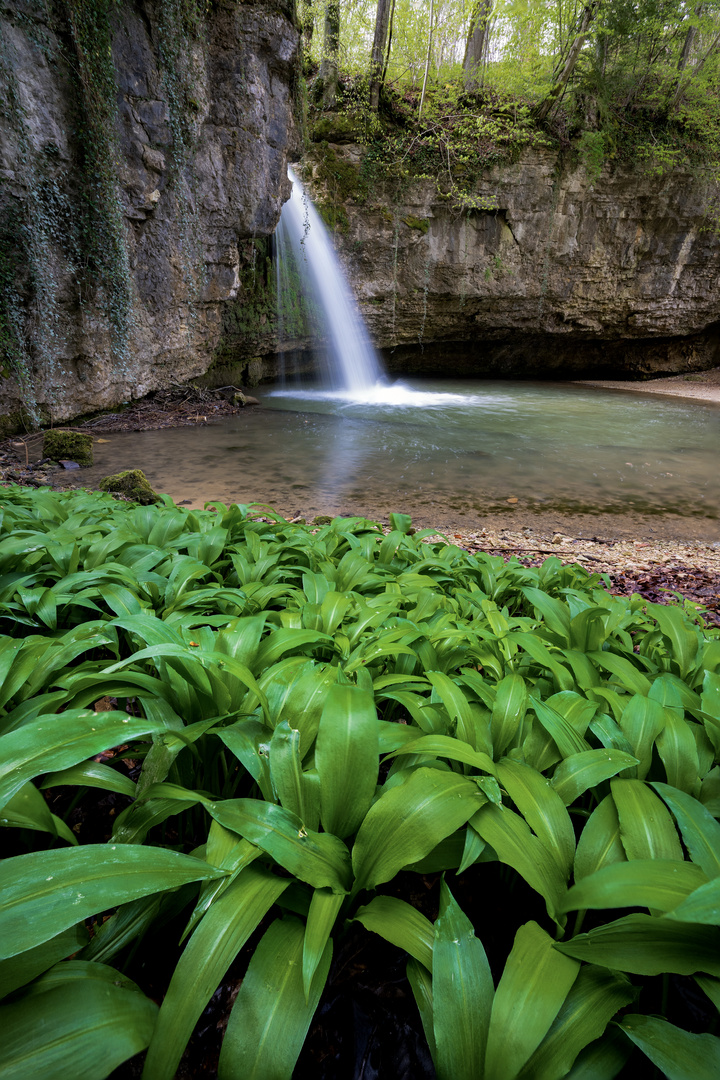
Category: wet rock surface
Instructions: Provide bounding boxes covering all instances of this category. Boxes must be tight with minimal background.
[0,0,299,424]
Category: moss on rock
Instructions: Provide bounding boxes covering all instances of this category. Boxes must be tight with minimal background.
[402,216,429,234]
[98,469,159,504]
[43,429,94,467]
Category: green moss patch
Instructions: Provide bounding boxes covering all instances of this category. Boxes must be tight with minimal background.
[402,215,429,234]
[43,429,94,467]
[98,468,159,504]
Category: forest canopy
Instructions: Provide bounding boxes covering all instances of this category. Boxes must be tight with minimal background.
[301,0,720,177]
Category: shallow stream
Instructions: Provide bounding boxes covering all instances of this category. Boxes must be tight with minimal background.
[69,379,720,540]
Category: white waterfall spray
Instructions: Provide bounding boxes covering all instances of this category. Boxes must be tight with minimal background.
[274,166,385,395]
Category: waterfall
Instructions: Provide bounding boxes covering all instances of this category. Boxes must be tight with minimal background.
[274,166,385,394]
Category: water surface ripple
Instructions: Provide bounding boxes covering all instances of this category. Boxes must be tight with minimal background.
[75,379,720,539]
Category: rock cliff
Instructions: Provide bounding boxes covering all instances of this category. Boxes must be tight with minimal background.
[3,0,720,431]
[298,143,720,378]
[0,0,298,428]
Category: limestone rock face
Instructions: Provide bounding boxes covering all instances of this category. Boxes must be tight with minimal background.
[307,146,720,377]
[0,0,298,423]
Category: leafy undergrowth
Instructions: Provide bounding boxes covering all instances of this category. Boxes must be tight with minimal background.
[1,487,720,1079]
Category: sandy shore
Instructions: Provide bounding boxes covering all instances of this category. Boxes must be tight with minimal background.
[575,365,720,404]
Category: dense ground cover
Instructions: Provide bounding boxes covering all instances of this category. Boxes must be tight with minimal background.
[1,486,720,1078]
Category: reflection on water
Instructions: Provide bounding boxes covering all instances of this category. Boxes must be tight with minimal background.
[74,380,720,534]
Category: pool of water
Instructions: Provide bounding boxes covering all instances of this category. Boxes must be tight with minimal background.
[67,379,720,538]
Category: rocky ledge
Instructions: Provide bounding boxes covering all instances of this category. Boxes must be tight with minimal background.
[301,145,720,378]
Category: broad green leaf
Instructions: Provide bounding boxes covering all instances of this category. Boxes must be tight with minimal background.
[389,511,413,534]
[551,750,638,806]
[574,795,627,881]
[351,768,484,894]
[208,798,351,893]
[496,759,575,878]
[485,921,580,1080]
[562,860,707,913]
[701,671,720,752]
[530,696,591,759]
[40,760,137,799]
[0,925,89,1000]
[656,713,701,794]
[518,966,635,1080]
[618,1014,720,1080]
[458,821,487,874]
[0,977,157,1080]
[587,652,651,696]
[217,719,274,801]
[0,710,164,811]
[512,633,574,691]
[470,803,566,922]
[491,673,528,756]
[0,846,224,958]
[141,865,288,1080]
[303,888,344,999]
[523,587,571,643]
[652,782,720,879]
[262,660,337,754]
[385,733,497,775]
[270,720,318,829]
[354,895,434,972]
[611,778,683,861]
[183,833,261,942]
[665,877,720,924]
[254,628,333,673]
[80,893,168,964]
[564,1028,632,1080]
[315,682,378,838]
[407,956,436,1059]
[0,781,75,844]
[647,602,701,679]
[569,606,610,653]
[696,974,720,1012]
[426,671,478,746]
[555,913,720,976]
[218,917,331,1080]
[433,880,493,1080]
[616,694,666,779]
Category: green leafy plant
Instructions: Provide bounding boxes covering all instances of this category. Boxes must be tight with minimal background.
[0,486,719,1077]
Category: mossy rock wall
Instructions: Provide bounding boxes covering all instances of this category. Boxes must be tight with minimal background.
[0,0,299,430]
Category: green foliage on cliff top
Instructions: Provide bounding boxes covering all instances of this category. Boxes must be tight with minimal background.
[304,0,720,205]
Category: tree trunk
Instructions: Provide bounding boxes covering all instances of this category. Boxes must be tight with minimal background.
[320,0,340,108]
[418,0,435,120]
[671,24,720,110]
[535,2,601,123]
[301,0,314,51]
[369,0,393,111]
[462,0,493,90]
[381,0,397,87]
